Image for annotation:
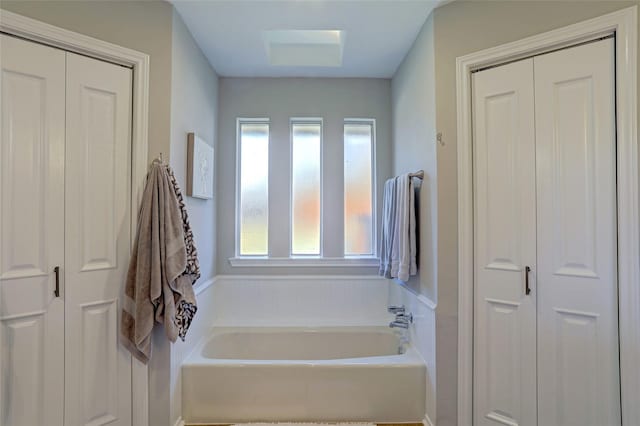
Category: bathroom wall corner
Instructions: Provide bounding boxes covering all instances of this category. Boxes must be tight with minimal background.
[167,7,220,426]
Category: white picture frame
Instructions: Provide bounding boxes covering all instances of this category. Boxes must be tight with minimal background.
[187,133,214,199]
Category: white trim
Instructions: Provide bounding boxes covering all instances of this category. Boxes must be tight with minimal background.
[417,294,438,312]
[228,256,379,268]
[423,414,435,426]
[216,273,387,282]
[343,118,378,257]
[235,117,271,258]
[455,6,638,426]
[0,10,151,426]
[289,117,324,257]
[173,417,185,426]
[193,276,217,296]
[614,8,640,426]
[394,280,438,311]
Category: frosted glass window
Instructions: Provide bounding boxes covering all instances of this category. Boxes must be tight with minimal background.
[344,121,374,256]
[291,122,321,255]
[238,122,269,255]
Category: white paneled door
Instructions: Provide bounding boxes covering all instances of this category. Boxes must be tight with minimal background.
[472,38,620,426]
[1,35,133,426]
[65,53,132,426]
[0,34,66,426]
[472,58,537,426]
[534,38,620,426]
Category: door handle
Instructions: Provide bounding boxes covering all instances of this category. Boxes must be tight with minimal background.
[524,266,531,295]
[54,266,60,297]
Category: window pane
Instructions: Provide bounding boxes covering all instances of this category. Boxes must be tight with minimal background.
[291,122,321,255]
[239,122,269,255]
[344,122,374,256]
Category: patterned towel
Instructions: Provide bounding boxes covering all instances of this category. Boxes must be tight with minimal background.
[166,166,200,340]
[121,163,200,364]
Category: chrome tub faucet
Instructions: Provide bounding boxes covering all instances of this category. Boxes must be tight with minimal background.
[388,305,413,329]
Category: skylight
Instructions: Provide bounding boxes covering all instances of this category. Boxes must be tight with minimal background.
[262,30,345,67]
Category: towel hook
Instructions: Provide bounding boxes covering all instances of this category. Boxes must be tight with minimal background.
[152,152,164,166]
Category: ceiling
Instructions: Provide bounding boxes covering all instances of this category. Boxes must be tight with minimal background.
[170,0,446,78]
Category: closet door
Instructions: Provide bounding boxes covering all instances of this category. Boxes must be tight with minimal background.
[64,52,132,426]
[0,35,65,426]
[534,38,620,426]
[472,58,537,426]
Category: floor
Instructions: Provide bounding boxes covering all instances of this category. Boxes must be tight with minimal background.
[187,423,424,426]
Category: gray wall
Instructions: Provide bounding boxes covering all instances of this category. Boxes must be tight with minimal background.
[391,13,437,303]
[391,2,639,425]
[216,77,392,275]
[169,11,218,287]
[0,0,174,164]
[167,9,219,425]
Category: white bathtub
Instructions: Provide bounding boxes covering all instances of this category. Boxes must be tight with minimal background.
[182,326,426,424]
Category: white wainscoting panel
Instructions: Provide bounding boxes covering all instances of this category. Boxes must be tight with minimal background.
[388,282,436,424]
[211,275,390,327]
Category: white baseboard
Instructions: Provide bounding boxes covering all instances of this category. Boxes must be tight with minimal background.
[423,414,435,426]
[173,417,185,426]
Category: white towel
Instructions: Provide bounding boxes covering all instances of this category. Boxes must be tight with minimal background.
[388,173,417,282]
[379,178,397,278]
[407,174,418,278]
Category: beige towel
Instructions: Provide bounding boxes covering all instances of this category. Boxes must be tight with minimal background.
[121,163,197,364]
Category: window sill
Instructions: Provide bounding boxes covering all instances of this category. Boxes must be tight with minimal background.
[228,256,379,268]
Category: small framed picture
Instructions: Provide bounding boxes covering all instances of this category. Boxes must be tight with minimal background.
[187,133,214,199]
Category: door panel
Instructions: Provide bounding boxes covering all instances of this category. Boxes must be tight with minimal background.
[0,34,65,426]
[65,52,132,426]
[472,58,537,426]
[534,38,620,426]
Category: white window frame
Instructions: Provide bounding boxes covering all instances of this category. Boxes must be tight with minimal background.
[229,116,379,268]
[289,117,324,258]
[235,117,270,258]
[343,118,377,258]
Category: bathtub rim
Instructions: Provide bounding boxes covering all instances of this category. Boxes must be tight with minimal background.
[182,325,426,367]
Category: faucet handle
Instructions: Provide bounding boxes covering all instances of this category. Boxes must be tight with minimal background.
[388,305,405,314]
[396,312,413,323]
